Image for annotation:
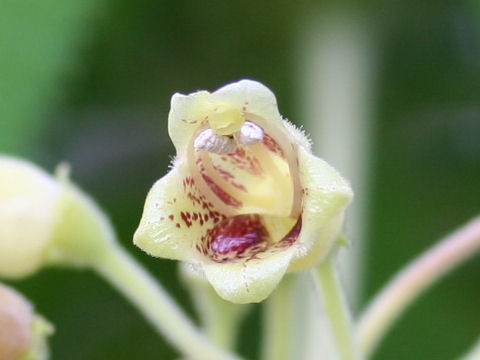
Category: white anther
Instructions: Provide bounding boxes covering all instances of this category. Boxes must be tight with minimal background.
[194,128,237,154]
[238,121,264,145]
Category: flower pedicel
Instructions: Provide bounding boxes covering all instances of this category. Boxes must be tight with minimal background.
[134,80,353,304]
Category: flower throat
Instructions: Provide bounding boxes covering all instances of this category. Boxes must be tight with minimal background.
[188,112,303,261]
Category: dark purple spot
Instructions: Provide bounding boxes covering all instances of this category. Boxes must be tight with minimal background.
[207,215,268,261]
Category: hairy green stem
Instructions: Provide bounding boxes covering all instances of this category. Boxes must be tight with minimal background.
[313,258,359,360]
[45,171,243,360]
[356,215,480,358]
[95,245,243,360]
[262,276,294,360]
[190,281,248,350]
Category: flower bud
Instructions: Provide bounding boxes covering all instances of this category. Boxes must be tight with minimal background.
[0,156,62,279]
[0,283,53,360]
[0,155,116,279]
[0,283,32,360]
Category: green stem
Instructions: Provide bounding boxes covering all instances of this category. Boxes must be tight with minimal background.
[45,174,243,360]
[262,276,294,360]
[313,257,359,360]
[190,282,248,350]
[94,245,243,360]
[356,216,480,358]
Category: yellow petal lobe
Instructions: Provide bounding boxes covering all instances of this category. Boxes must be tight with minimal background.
[208,103,244,135]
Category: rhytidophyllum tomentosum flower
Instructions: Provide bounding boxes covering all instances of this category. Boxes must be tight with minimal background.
[134,80,353,303]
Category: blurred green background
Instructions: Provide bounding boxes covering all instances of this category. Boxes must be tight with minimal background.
[1,0,479,359]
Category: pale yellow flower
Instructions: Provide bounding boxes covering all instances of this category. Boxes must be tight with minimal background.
[134,80,352,303]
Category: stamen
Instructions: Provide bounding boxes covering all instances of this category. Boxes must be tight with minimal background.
[238,121,264,145]
[194,128,237,154]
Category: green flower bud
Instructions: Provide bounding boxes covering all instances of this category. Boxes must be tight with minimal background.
[0,155,116,279]
[0,156,62,279]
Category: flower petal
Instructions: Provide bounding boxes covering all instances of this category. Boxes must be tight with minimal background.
[168,80,285,160]
[210,80,283,126]
[134,159,225,262]
[168,90,211,157]
[289,214,345,272]
[289,147,353,270]
[203,246,296,304]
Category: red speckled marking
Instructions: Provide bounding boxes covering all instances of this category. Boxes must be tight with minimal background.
[181,118,199,125]
[227,147,263,176]
[198,215,303,262]
[195,154,243,208]
[194,144,269,209]
[206,214,269,262]
[201,173,242,208]
[193,130,290,210]
[213,164,247,191]
[173,175,227,231]
[180,211,192,228]
[276,217,302,248]
[263,134,285,158]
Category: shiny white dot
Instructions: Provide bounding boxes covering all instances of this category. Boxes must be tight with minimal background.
[238,121,264,145]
